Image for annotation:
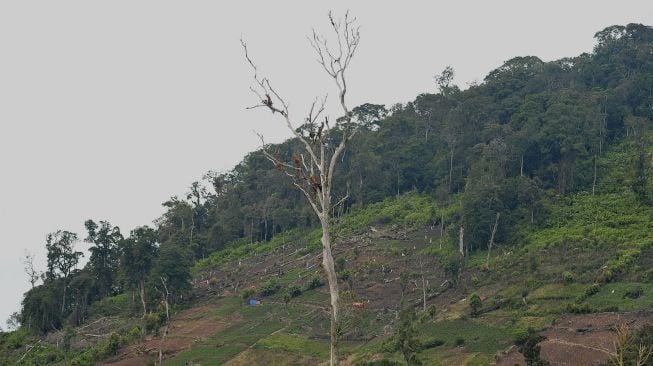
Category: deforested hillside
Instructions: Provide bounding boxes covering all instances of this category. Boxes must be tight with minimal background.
[2,23,653,366]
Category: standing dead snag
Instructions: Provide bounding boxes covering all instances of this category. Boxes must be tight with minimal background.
[157,277,170,366]
[485,212,500,268]
[242,11,360,366]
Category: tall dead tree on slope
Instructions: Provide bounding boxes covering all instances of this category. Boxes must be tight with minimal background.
[242,11,360,366]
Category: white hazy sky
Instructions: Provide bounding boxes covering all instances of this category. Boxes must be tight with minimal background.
[0,1,651,327]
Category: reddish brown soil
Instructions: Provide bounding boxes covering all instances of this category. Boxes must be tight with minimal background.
[101,302,226,366]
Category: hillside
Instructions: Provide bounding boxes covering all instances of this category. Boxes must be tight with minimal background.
[2,23,653,365]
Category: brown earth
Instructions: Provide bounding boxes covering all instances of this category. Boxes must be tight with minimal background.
[97,225,653,366]
[494,311,653,366]
[100,302,226,366]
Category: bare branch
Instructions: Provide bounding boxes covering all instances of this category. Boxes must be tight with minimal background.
[243,14,361,364]
[333,191,349,212]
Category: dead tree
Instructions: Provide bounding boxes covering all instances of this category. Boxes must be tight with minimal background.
[242,11,360,366]
[485,212,500,268]
[157,277,170,366]
[21,250,40,289]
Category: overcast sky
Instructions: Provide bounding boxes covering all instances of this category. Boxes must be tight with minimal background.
[0,1,651,328]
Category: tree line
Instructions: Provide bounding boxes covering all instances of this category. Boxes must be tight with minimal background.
[19,23,653,334]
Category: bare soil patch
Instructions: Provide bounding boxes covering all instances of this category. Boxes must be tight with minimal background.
[495,311,653,366]
[101,302,226,366]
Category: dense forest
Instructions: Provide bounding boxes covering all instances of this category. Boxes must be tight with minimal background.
[4,23,653,365]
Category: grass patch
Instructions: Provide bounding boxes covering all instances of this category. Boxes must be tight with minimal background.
[255,333,329,359]
[417,319,511,354]
[585,282,653,311]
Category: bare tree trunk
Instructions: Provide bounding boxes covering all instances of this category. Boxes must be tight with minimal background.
[440,207,444,245]
[359,172,364,208]
[520,155,524,177]
[592,154,597,196]
[140,280,147,319]
[61,276,67,314]
[250,217,254,244]
[320,224,340,366]
[600,97,607,155]
[449,145,455,192]
[243,13,360,365]
[486,212,500,267]
[263,213,268,241]
[531,206,534,225]
[458,226,464,257]
[158,278,170,366]
[422,275,427,312]
[396,166,400,198]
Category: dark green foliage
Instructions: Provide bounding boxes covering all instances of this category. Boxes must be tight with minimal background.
[286,285,302,298]
[585,284,601,298]
[469,293,482,317]
[385,307,423,366]
[443,253,461,284]
[623,286,644,299]
[515,329,549,366]
[101,332,122,357]
[358,360,401,366]
[427,304,437,318]
[422,338,445,349]
[258,279,281,297]
[306,276,323,291]
[21,279,64,333]
[11,22,653,366]
[566,303,593,314]
[119,227,158,296]
[150,242,192,301]
[84,220,123,299]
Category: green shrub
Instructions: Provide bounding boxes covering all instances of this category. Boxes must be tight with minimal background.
[596,269,613,283]
[455,337,465,346]
[125,326,142,343]
[287,285,302,298]
[241,287,256,302]
[358,360,401,366]
[641,269,653,283]
[258,279,281,297]
[586,284,601,296]
[100,332,122,357]
[423,338,445,349]
[576,283,601,302]
[471,275,480,287]
[623,286,643,299]
[339,269,352,281]
[427,304,437,318]
[566,303,592,314]
[335,257,347,272]
[514,329,549,366]
[144,312,162,334]
[470,293,482,317]
[88,293,133,317]
[306,276,323,290]
[562,271,574,283]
